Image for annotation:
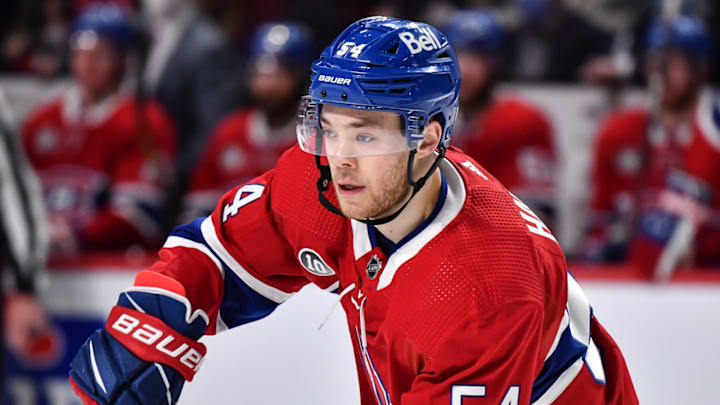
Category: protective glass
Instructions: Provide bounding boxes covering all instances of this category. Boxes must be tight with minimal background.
[297,96,422,157]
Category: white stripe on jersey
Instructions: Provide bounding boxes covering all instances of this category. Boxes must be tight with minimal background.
[586,339,606,382]
[545,310,569,361]
[351,219,372,260]
[325,280,340,292]
[566,275,591,345]
[375,156,466,291]
[696,89,720,152]
[215,313,229,333]
[532,357,584,405]
[534,273,606,404]
[200,216,294,304]
[164,236,225,278]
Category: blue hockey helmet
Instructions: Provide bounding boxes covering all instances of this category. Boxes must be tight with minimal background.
[645,15,713,60]
[249,21,314,71]
[298,16,461,158]
[72,3,135,53]
[297,17,461,224]
[442,10,505,55]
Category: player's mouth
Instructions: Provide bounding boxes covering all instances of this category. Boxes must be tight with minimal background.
[336,182,365,195]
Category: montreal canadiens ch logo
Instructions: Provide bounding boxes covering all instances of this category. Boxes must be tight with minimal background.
[298,248,336,276]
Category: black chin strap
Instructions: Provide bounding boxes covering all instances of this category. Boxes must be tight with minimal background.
[315,154,345,217]
[313,147,447,226]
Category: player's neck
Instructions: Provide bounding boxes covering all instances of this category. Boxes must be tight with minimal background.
[660,99,697,129]
[374,168,443,244]
[81,84,120,108]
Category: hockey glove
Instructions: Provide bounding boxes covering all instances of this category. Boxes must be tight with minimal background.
[69,271,209,405]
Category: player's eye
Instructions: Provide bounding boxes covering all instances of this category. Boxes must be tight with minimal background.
[356,134,374,143]
[322,129,337,139]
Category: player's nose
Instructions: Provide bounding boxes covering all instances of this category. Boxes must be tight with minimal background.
[328,154,357,169]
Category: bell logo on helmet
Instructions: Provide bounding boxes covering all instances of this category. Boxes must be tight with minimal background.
[318,75,352,86]
[398,28,445,55]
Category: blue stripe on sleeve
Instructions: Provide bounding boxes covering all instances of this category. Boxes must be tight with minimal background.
[169,217,207,244]
[219,268,279,328]
[169,217,279,328]
[531,325,587,402]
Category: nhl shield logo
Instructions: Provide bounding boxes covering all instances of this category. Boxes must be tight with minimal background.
[366,254,382,280]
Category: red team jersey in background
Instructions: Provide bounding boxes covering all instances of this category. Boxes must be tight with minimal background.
[182,107,296,220]
[587,91,720,269]
[146,145,636,404]
[22,87,176,249]
[457,97,556,218]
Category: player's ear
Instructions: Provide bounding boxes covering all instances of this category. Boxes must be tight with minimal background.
[416,120,442,159]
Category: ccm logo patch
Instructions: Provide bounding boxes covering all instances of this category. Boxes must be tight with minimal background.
[106,307,206,381]
[298,248,336,276]
[318,75,351,86]
[398,28,445,55]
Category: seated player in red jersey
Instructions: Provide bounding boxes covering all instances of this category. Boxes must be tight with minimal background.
[181,22,315,221]
[68,17,637,405]
[584,15,720,278]
[443,10,557,227]
[21,4,176,254]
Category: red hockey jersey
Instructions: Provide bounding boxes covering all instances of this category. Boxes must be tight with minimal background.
[145,145,636,404]
[457,97,556,221]
[22,87,176,249]
[586,90,720,268]
[182,107,296,220]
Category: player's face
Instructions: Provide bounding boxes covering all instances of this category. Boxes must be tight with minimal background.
[71,35,123,99]
[250,58,297,112]
[321,105,410,220]
[457,50,491,105]
[662,53,696,109]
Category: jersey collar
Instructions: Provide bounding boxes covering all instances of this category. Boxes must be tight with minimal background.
[367,173,448,256]
[350,155,466,290]
[61,83,130,127]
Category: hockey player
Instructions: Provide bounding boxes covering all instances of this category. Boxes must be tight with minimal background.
[181,21,314,221]
[68,17,637,404]
[584,15,720,277]
[21,3,176,253]
[444,10,557,227]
